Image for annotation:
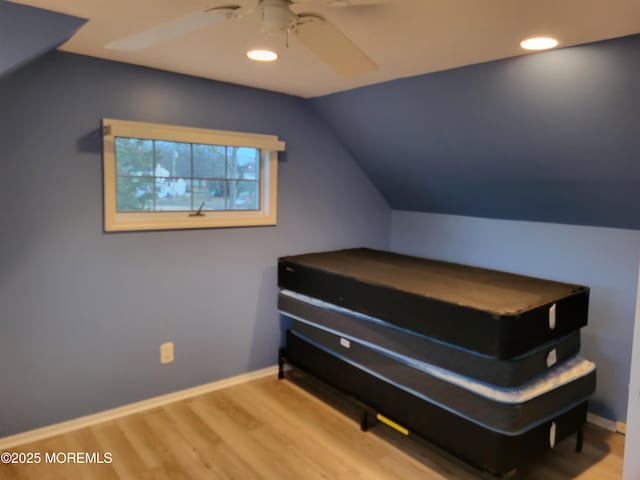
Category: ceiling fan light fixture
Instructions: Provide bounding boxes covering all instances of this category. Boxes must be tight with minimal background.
[520,36,559,51]
[261,0,295,34]
[247,49,279,62]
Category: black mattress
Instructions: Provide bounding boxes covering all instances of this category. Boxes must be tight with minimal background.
[279,291,581,387]
[288,324,595,435]
[283,330,588,474]
[278,248,589,358]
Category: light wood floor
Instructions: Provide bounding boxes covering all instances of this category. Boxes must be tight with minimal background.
[1,370,624,479]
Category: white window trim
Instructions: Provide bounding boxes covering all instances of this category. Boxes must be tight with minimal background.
[102,118,285,232]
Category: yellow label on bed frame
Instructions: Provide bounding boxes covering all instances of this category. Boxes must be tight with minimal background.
[376,414,409,435]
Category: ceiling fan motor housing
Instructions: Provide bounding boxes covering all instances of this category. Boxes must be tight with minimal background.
[260,0,295,34]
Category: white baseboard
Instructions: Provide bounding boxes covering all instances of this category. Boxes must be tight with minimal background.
[0,365,278,450]
[587,412,626,434]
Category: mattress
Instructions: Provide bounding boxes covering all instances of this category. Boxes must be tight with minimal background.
[283,330,588,474]
[288,324,595,435]
[278,248,589,358]
[279,290,581,387]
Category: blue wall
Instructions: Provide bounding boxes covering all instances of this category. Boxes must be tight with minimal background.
[311,34,640,230]
[392,211,640,422]
[0,1,85,78]
[0,51,390,437]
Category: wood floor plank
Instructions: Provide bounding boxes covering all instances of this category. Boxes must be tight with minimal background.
[163,400,264,480]
[188,395,299,480]
[61,428,120,480]
[2,373,625,479]
[0,461,30,480]
[232,382,358,478]
[141,408,228,479]
[117,413,189,480]
[90,421,152,480]
[240,380,402,479]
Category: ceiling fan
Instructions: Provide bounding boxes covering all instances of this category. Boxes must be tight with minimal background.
[105,0,382,78]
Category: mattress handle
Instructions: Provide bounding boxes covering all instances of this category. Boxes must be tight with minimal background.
[546,349,558,368]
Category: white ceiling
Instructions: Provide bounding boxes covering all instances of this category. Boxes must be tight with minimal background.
[13,0,640,98]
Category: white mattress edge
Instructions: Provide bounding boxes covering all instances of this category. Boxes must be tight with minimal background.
[280,296,595,403]
[288,330,590,436]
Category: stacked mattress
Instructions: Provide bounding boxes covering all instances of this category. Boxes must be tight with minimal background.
[278,248,596,474]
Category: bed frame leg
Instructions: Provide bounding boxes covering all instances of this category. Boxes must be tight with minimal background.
[360,409,369,431]
[575,424,584,453]
[278,348,285,380]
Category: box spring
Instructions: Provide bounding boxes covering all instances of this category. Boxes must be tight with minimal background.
[278,248,589,358]
[289,323,595,434]
[284,330,588,474]
[279,290,581,387]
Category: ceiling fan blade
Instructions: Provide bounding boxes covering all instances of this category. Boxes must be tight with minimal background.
[292,15,377,78]
[291,0,384,6]
[105,8,237,51]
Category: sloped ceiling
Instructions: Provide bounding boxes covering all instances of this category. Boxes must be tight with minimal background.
[311,34,640,230]
[0,1,85,78]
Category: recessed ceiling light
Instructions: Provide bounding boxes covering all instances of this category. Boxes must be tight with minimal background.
[520,37,559,51]
[247,49,278,62]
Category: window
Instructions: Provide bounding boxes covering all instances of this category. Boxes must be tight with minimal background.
[102,119,284,232]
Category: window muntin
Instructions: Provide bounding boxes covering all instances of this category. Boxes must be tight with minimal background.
[103,119,284,232]
[114,139,260,213]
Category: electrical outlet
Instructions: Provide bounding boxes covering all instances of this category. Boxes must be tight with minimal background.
[615,421,627,435]
[160,342,174,364]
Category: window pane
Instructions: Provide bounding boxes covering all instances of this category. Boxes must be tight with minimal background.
[227,181,259,210]
[193,179,225,210]
[227,147,259,180]
[193,144,225,179]
[117,176,153,211]
[155,177,191,211]
[155,140,191,177]
[115,138,153,176]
